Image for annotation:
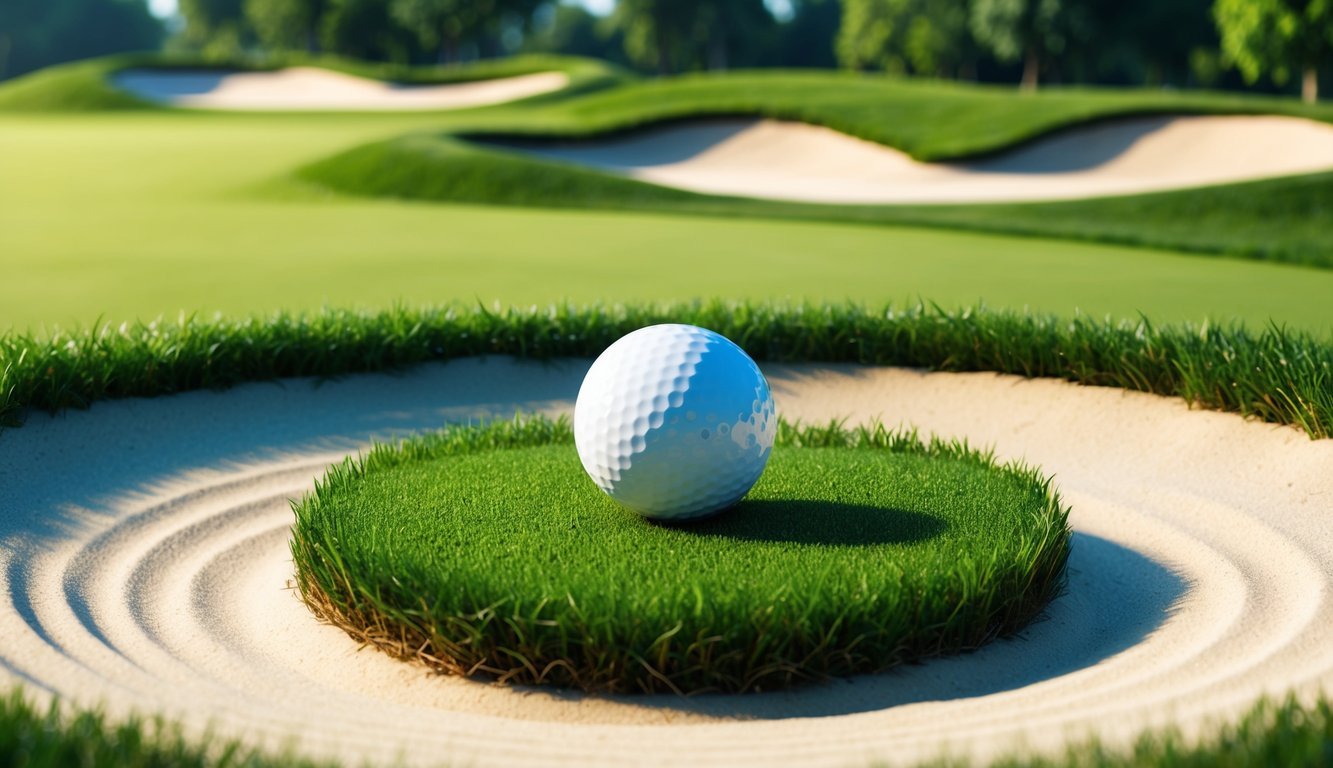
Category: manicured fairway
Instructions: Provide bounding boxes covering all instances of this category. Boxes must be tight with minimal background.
[4,113,1333,335]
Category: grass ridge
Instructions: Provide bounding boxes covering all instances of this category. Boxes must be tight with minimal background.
[1,302,1328,437]
[297,134,1333,270]
[289,414,1072,694]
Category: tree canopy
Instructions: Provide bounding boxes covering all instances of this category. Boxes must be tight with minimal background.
[0,0,162,80]
[837,0,971,76]
[1215,0,1333,103]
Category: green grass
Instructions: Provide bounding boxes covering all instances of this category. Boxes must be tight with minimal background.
[0,688,332,768]
[300,133,1333,270]
[3,301,1330,438]
[5,115,1333,334]
[451,70,1333,162]
[290,415,1071,694]
[0,52,626,113]
[3,684,1328,768]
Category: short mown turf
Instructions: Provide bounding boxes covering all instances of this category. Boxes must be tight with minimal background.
[291,416,1071,694]
[298,133,1333,270]
[0,52,625,112]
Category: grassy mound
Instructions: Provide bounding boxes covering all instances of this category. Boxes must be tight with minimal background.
[291,416,1071,694]
[456,70,1333,162]
[0,52,625,112]
[297,132,1333,270]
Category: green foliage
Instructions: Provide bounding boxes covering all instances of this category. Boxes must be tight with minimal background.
[0,0,162,82]
[177,0,249,57]
[836,0,972,76]
[0,688,333,768]
[771,0,842,68]
[390,0,493,61]
[290,415,1071,693]
[245,0,327,54]
[1214,0,1333,101]
[2,302,1330,438]
[970,0,1086,88]
[319,0,415,62]
[613,0,776,73]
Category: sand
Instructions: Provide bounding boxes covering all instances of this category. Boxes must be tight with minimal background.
[1,358,1330,767]
[112,67,569,111]
[486,115,1333,203]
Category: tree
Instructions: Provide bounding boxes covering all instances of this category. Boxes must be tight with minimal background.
[390,0,494,63]
[524,3,628,65]
[0,0,163,81]
[970,0,1085,90]
[837,0,971,76]
[614,0,774,73]
[773,0,841,68]
[321,0,418,62]
[178,0,247,55]
[245,0,328,53]
[1214,0,1333,103]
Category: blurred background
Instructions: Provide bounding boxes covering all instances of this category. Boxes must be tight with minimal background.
[2,0,1328,100]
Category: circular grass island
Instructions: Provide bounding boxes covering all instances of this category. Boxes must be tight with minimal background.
[290,416,1071,695]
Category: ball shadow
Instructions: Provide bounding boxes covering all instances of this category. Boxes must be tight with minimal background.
[660,499,948,547]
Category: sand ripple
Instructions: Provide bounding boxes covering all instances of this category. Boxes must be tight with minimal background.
[1,358,1329,766]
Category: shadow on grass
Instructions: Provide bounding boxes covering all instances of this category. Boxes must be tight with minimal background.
[662,499,947,547]
[522,532,1186,719]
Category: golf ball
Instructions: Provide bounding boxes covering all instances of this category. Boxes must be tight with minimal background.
[574,323,777,521]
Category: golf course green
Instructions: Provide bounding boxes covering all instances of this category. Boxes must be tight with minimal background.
[3,57,1333,334]
[2,49,1332,768]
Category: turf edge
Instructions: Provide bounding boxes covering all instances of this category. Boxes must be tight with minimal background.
[1,302,1328,438]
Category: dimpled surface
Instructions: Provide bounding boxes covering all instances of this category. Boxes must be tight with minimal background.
[574,324,777,521]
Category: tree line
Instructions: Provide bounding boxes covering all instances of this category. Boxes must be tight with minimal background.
[2,0,1330,102]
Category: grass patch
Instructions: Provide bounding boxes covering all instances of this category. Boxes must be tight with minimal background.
[0,52,625,113]
[452,70,1333,162]
[0,688,332,768]
[290,415,1071,694]
[2,301,1330,437]
[977,696,1333,768]
[299,134,1333,270]
[2,684,1328,767]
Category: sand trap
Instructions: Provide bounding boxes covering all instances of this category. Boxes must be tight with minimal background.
[112,67,569,111]
[485,115,1333,203]
[1,359,1330,766]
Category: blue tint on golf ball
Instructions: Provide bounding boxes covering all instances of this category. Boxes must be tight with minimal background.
[574,324,777,521]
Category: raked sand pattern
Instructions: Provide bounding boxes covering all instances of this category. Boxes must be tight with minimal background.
[487,115,1333,203]
[1,358,1331,767]
[113,67,569,111]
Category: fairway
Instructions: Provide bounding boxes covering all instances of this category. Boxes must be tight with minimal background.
[3,112,1333,334]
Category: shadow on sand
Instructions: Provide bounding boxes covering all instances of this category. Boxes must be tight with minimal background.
[519,531,1185,719]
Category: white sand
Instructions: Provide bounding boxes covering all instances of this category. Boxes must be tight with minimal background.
[112,67,569,111]
[1,358,1330,767]
[490,116,1333,203]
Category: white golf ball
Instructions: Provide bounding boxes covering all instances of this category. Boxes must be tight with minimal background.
[574,324,777,521]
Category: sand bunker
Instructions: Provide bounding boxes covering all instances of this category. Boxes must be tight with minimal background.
[486,115,1333,203]
[1,359,1330,767]
[113,67,569,111]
